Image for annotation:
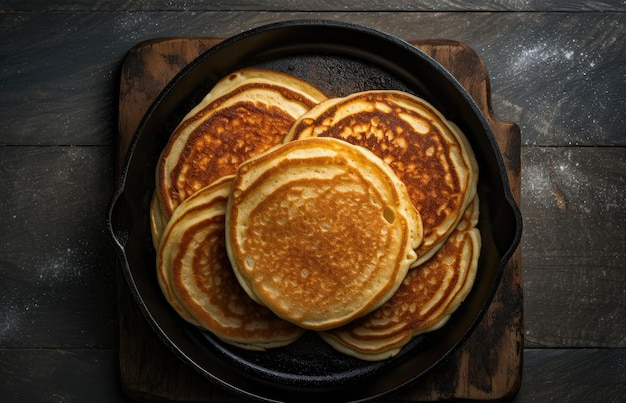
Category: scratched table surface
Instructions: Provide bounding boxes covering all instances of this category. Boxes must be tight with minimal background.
[1,2,625,402]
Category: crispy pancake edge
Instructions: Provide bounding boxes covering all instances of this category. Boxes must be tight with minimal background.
[225,137,422,331]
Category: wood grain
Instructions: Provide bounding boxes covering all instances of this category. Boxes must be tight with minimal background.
[1,12,623,147]
[521,147,626,348]
[518,349,626,402]
[0,349,133,403]
[0,146,118,349]
[116,37,522,401]
[1,3,625,403]
[2,1,625,11]
[1,348,623,402]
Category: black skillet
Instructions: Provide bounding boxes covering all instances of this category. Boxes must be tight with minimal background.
[107,20,522,402]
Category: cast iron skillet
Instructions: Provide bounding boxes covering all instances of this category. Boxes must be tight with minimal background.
[108,20,522,402]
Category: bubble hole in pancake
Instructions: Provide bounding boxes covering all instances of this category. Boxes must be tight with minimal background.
[225,137,423,331]
[286,90,479,267]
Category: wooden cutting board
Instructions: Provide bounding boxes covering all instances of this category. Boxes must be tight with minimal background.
[116,37,522,402]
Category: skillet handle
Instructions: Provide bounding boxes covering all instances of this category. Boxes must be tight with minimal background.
[107,190,133,254]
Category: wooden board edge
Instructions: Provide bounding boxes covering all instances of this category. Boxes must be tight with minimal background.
[115,37,523,402]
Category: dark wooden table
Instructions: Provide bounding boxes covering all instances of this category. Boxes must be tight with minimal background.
[1,2,625,402]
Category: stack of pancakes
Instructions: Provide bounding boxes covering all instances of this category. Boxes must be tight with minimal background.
[226,137,423,331]
[151,68,328,245]
[153,68,480,359]
[156,175,305,349]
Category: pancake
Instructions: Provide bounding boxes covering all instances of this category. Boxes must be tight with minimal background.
[151,68,328,245]
[157,175,305,350]
[320,196,480,361]
[183,68,328,120]
[225,137,423,331]
[286,90,479,266]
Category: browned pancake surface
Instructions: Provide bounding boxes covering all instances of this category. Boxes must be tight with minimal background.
[320,196,480,360]
[151,69,328,245]
[287,90,478,265]
[157,176,305,349]
[167,99,293,201]
[161,82,324,214]
[226,137,422,331]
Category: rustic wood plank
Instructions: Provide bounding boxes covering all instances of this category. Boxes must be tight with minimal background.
[0,12,123,146]
[481,14,626,147]
[521,146,626,347]
[516,348,626,402]
[1,348,622,403]
[1,12,623,147]
[0,145,119,349]
[0,349,133,403]
[1,1,624,11]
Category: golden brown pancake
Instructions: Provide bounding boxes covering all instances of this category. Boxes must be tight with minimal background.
[151,68,327,245]
[225,137,423,331]
[157,175,305,350]
[183,68,328,119]
[286,90,478,266]
[320,196,480,361]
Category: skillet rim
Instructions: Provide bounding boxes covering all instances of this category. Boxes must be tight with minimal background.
[107,19,523,402]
